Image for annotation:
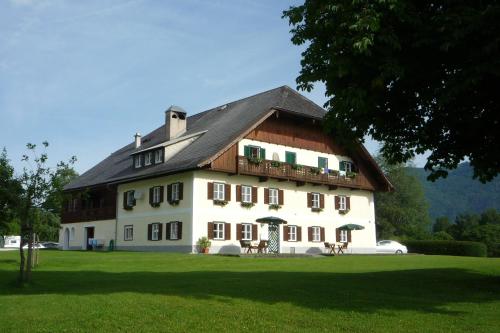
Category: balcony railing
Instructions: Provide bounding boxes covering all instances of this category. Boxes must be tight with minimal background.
[237,156,371,189]
[62,206,116,223]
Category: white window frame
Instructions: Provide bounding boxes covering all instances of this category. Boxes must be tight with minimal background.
[249,146,260,158]
[134,155,141,168]
[170,222,179,240]
[340,229,348,242]
[312,226,321,242]
[152,223,160,241]
[126,191,135,207]
[152,186,161,204]
[312,193,320,209]
[154,149,163,164]
[269,188,278,205]
[241,185,252,203]
[144,152,153,166]
[289,225,297,242]
[124,225,133,241]
[171,183,180,201]
[345,161,353,173]
[213,222,225,240]
[339,196,347,211]
[242,223,252,240]
[214,183,225,201]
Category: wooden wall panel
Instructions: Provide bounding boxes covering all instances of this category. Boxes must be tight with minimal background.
[211,143,237,173]
[245,114,346,155]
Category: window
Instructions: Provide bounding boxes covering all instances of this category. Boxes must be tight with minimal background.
[171,183,180,201]
[241,185,252,203]
[152,223,160,241]
[214,182,225,201]
[152,186,161,204]
[126,190,135,208]
[345,162,353,173]
[213,222,225,240]
[170,222,179,240]
[312,226,321,242]
[72,198,78,212]
[289,225,297,241]
[285,151,296,164]
[269,188,278,205]
[70,227,75,241]
[340,160,353,174]
[144,152,153,166]
[318,157,328,171]
[339,196,347,211]
[244,145,265,159]
[154,149,163,164]
[134,155,142,168]
[311,193,320,209]
[241,223,252,240]
[124,225,133,241]
[340,229,348,242]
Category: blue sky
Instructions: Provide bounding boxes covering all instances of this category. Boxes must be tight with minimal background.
[1,0,422,175]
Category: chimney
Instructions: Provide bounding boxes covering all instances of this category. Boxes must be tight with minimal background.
[165,105,187,140]
[134,132,141,148]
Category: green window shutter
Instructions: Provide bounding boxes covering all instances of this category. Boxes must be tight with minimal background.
[318,157,328,169]
[244,145,250,157]
[259,148,266,160]
[339,161,346,171]
[286,151,296,164]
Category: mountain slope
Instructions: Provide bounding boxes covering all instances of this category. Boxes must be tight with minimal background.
[407,163,500,221]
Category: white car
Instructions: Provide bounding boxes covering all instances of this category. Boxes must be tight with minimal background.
[22,243,46,249]
[376,240,408,254]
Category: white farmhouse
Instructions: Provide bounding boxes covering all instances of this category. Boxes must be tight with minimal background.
[60,86,392,254]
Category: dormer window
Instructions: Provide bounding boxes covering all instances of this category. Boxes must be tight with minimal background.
[155,149,163,164]
[145,152,153,166]
[134,155,141,168]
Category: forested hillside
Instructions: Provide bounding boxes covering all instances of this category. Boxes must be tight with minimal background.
[407,163,500,221]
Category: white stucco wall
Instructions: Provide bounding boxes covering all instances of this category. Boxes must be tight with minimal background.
[239,138,353,170]
[115,172,194,251]
[59,219,116,250]
[192,170,376,254]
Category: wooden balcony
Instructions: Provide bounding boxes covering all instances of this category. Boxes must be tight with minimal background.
[62,206,116,224]
[237,156,372,189]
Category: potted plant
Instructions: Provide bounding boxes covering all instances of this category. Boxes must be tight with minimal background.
[247,156,263,165]
[213,199,228,206]
[309,167,321,175]
[346,171,357,179]
[197,237,211,254]
[269,204,281,210]
[241,202,255,208]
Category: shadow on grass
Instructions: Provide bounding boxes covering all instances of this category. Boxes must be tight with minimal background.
[1,268,499,314]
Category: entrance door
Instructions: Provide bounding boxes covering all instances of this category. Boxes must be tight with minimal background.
[63,228,70,250]
[267,223,280,253]
[85,227,95,250]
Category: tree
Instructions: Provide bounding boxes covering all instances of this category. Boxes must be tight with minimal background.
[0,148,22,244]
[433,216,451,233]
[450,210,500,256]
[283,1,500,182]
[17,142,76,283]
[374,155,431,240]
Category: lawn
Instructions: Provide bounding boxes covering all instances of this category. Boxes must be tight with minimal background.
[0,251,499,333]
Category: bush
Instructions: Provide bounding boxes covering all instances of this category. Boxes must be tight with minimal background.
[489,243,500,257]
[402,240,487,257]
[432,231,454,241]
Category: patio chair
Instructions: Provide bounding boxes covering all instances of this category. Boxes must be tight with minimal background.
[337,242,348,254]
[239,240,251,253]
[324,242,335,254]
[257,240,268,254]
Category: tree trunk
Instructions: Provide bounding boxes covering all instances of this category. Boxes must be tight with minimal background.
[18,231,26,283]
[25,231,33,283]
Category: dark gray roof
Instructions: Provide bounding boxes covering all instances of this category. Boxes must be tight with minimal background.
[65,86,327,190]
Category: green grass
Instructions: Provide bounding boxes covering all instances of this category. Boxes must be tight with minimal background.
[1,251,499,333]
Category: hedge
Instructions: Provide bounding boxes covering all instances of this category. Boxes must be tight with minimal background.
[489,243,500,258]
[402,240,487,257]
